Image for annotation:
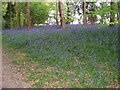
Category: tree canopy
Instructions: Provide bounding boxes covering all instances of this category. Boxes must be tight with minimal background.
[2,1,120,29]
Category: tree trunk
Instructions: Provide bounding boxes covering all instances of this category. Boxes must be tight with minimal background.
[56,2,59,26]
[110,2,115,26]
[117,1,120,23]
[83,0,87,24]
[88,15,96,24]
[8,2,12,29]
[26,0,31,30]
[17,0,21,29]
[0,2,1,29]
[58,0,65,28]
[3,2,16,29]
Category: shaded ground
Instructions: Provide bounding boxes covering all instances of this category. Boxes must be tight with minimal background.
[2,49,32,88]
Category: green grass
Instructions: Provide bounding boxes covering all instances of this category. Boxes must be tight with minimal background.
[2,25,118,88]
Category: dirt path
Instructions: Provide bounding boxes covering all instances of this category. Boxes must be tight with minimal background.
[2,49,32,88]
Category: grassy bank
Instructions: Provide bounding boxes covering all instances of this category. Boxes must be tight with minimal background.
[2,25,119,88]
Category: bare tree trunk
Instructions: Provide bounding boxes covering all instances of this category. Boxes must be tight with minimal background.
[17,0,21,29]
[110,2,115,26]
[58,0,65,28]
[26,0,31,30]
[83,0,87,24]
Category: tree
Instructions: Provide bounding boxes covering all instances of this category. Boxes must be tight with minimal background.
[30,3,50,26]
[20,2,27,27]
[26,0,31,30]
[2,2,8,29]
[99,2,108,24]
[55,2,59,25]
[87,2,97,24]
[83,0,87,24]
[58,0,65,28]
[65,2,74,24]
[3,2,16,29]
[16,0,21,29]
[110,1,115,26]
[118,1,120,24]
[92,2,116,24]
[0,2,1,29]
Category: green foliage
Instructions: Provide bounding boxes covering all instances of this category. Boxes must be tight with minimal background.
[65,2,74,24]
[2,2,50,29]
[17,2,27,27]
[2,3,7,16]
[92,2,118,24]
[86,2,98,24]
[2,2,119,29]
[117,1,120,24]
[3,2,16,29]
[93,5,110,16]
[30,3,50,26]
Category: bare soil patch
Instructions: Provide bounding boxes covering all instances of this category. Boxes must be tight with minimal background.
[2,49,32,88]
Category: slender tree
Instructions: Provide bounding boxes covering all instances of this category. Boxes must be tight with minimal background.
[9,2,12,28]
[83,0,87,24]
[17,0,21,29]
[55,2,59,25]
[66,2,73,24]
[4,2,12,29]
[26,0,31,30]
[110,1,115,26]
[117,1,120,23]
[58,0,65,28]
[66,2,71,24]
[3,2,16,29]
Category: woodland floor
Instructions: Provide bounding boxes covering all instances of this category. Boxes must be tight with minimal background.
[2,49,32,88]
[2,25,120,88]
[2,49,119,88]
